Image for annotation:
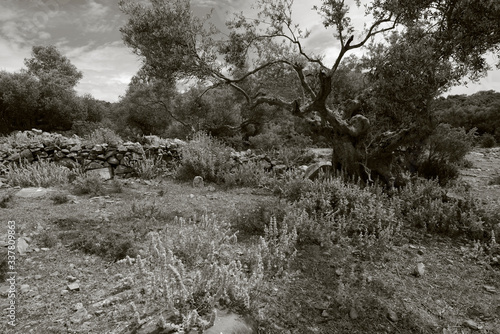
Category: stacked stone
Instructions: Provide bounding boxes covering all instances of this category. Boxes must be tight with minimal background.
[0,130,185,177]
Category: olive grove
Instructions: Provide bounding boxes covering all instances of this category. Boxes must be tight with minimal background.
[119,0,500,184]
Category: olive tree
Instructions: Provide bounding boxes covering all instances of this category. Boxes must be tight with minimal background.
[119,0,500,183]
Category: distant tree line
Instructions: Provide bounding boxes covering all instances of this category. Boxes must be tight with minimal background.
[434,90,500,144]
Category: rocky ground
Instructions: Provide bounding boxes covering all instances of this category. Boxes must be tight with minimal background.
[0,148,498,333]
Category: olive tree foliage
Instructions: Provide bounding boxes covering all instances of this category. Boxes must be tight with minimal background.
[0,71,41,133]
[116,69,185,136]
[119,0,500,183]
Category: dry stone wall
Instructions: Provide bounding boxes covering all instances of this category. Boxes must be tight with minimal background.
[0,130,185,177]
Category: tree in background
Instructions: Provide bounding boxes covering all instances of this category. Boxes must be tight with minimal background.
[119,0,500,183]
[0,71,40,133]
[0,45,96,134]
[0,45,111,135]
[24,45,84,131]
[114,69,178,137]
[434,90,500,143]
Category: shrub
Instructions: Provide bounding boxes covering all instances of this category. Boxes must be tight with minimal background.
[0,193,13,208]
[258,217,298,277]
[418,124,476,185]
[489,175,500,185]
[36,229,59,248]
[50,193,70,205]
[393,178,490,240]
[280,177,401,259]
[69,231,135,260]
[115,215,266,332]
[6,160,70,187]
[54,217,136,260]
[164,214,238,266]
[231,200,286,236]
[176,132,233,183]
[71,174,105,196]
[132,155,169,180]
[84,127,123,147]
[220,160,272,188]
[481,133,497,148]
[417,159,459,186]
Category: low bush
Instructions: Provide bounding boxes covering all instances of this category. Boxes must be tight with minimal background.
[418,124,476,185]
[480,133,497,148]
[231,200,286,236]
[393,179,485,238]
[489,175,500,185]
[0,193,13,208]
[36,229,59,248]
[175,132,233,183]
[54,217,136,260]
[50,193,70,205]
[258,217,298,277]
[115,215,266,332]
[6,160,70,187]
[84,127,123,147]
[220,160,272,188]
[132,155,169,180]
[278,177,400,260]
[71,174,106,196]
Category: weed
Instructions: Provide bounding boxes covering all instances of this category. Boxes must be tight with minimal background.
[132,155,168,180]
[231,201,286,236]
[6,160,70,187]
[115,214,266,332]
[164,214,238,266]
[489,174,500,185]
[71,174,105,196]
[0,193,13,208]
[176,132,233,183]
[129,199,172,221]
[259,217,298,277]
[220,160,272,188]
[36,230,59,248]
[110,179,124,193]
[54,217,136,260]
[50,193,70,205]
[480,133,497,148]
[84,127,123,147]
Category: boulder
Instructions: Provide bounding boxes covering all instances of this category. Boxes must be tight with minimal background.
[304,161,333,180]
[193,176,204,188]
[86,167,113,180]
[204,310,255,334]
[56,158,77,169]
[15,187,49,198]
[86,161,104,169]
[107,156,120,165]
[114,165,134,175]
[92,145,104,154]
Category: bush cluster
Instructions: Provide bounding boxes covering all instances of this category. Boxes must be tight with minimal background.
[175,132,233,183]
[6,160,70,187]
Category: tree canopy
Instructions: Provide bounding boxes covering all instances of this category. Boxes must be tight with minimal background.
[0,45,107,134]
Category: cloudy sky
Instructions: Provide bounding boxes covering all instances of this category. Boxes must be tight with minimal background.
[1,0,498,102]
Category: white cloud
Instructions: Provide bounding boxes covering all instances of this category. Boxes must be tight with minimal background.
[0,36,29,72]
[69,42,142,101]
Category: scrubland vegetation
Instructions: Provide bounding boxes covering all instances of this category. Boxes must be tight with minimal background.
[1,130,499,333]
[1,0,500,332]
